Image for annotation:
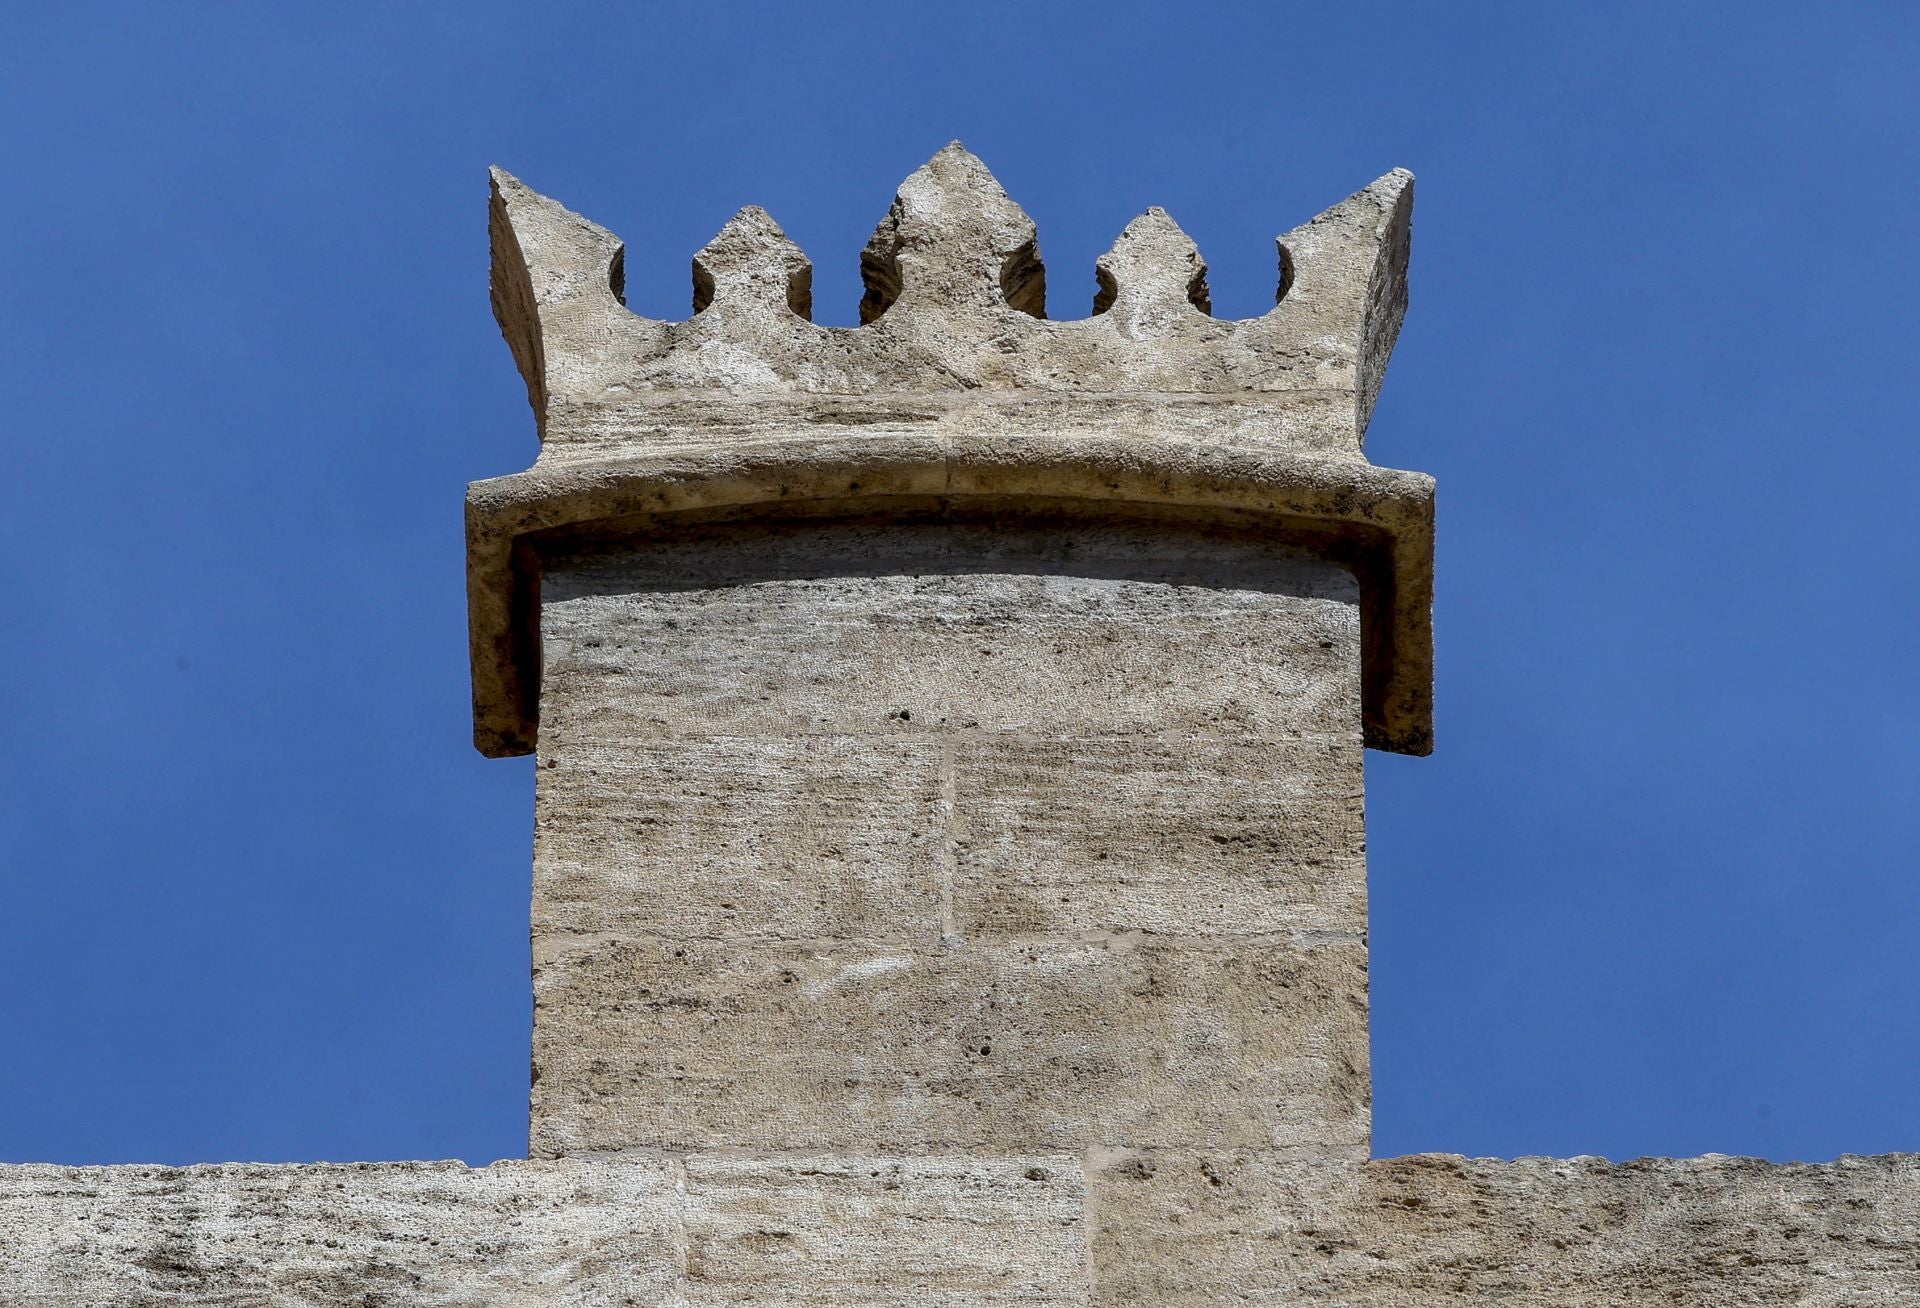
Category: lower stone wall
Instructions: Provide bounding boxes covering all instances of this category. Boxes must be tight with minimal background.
[1092,1150,1920,1305]
[5,1152,1918,1304]
[0,1155,1083,1306]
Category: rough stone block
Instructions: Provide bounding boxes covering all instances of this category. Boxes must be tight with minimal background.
[531,932,1367,1159]
[0,1154,1087,1306]
[535,734,948,943]
[949,734,1365,938]
[536,519,1362,744]
[682,1154,1085,1304]
[0,1159,683,1305]
[1088,1149,1920,1305]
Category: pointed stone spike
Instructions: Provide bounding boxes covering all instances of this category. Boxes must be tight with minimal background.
[859,142,1045,322]
[488,167,632,430]
[489,167,628,309]
[691,205,813,320]
[1273,168,1414,435]
[1093,207,1211,317]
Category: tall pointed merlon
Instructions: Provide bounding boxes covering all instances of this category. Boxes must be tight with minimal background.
[471,144,1433,1161]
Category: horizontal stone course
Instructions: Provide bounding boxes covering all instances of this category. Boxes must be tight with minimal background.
[530,932,1368,1160]
[1090,1150,1920,1306]
[0,1154,1084,1306]
[9,1152,1920,1303]
[534,733,1364,944]
[682,1155,1083,1304]
[948,734,1364,938]
[538,521,1361,744]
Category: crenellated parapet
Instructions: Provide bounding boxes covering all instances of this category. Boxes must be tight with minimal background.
[468,143,1433,759]
[489,143,1411,453]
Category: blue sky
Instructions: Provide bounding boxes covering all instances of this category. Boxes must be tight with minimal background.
[2,3,1916,1167]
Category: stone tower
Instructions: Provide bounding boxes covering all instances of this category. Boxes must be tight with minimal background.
[4,144,1917,1305]
[469,141,1432,1168]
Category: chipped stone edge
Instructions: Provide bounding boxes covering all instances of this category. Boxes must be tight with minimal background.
[463,436,1435,759]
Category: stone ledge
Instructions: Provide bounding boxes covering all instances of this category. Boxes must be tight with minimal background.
[465,438,1434,759]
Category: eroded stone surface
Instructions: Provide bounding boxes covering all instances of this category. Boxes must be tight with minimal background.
[0,1155,1084,1306]
[1090,1151,1920,1305]
[10,1153,1920,1304]
[532,932,1367,1159]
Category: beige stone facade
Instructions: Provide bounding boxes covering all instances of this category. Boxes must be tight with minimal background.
[529,517,1369,1162]
[2,145,1911,1304]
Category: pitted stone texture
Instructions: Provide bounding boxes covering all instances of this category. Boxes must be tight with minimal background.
[0,1154,1085,1306]
[529,513,1368,1158]
[536,734,949,944]
[532,933,1367,1159]
[948,736,1365,938]
[1093,208,1212,319]
[533,512,1362,743]
[11,1153,1920,1304]
[693,206,812,319]
[860,142,1044,322]
[681,1155,1084,1302]
[535,735,1361,945]
[1090,1150,1920,1305]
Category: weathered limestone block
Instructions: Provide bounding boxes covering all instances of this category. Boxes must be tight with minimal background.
[528,513,1370,1158]
[948,735,1365,938]
[0,1154,1085,1305]
[532,932,1366,1158]
[532,513,1364,743]
[682,1154,1083,1303]
[12,1150,1919,1304]
[1089,1149,1920,1305]
[535,734,950,943]
[534,733,1363,944]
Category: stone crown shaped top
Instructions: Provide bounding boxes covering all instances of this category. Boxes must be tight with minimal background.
[489,143,1413,460]
[470,144,1433,762]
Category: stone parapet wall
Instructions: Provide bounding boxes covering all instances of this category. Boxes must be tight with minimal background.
[7,1153,1916,1305]
[1093,1151,1920,1305]
[0,1155,1082,1306]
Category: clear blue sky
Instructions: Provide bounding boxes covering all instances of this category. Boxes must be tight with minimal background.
[2,3,1916,1168]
